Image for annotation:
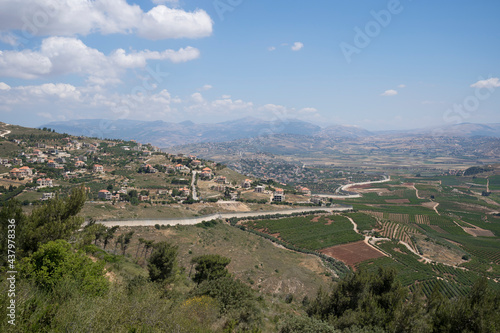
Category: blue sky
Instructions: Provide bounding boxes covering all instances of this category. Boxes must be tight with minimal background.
[0,0,499,130]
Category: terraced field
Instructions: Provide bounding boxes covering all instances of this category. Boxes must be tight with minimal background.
[242,214,363,251]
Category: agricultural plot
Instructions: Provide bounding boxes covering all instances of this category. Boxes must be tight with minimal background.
[488,175,500,191]
[415,215,430,225]
[348,188,424,205]
[453,211,500,237]
[343,212,379,232]
[378,222,419,253]
[346,173,500,294]
[242,214,363,251]
[410,279,470,299]
[361,241,491,298]
[361,210,384,219]
[320,240,385,267]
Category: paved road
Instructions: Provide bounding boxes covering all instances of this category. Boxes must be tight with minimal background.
[314,175,391,199]
[0,129,11,137]
[98,205,353,227]
[191,171,198,200]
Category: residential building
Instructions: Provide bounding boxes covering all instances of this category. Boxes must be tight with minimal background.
[311,196,323,205]
[142,164,158,173]
[254,185,265,193]
[215,184,226,192]
[180,187,190,196]
[296,186,311,196]
[273,189,285,202]
[98,190,112,200]
[37,178,53,188]
[93,164,104,173]
[242,179,252,188]
[10,166,32,178]
[41,192,55,201]
[215,176,227,184]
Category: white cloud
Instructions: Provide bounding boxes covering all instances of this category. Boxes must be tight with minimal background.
[0,80,322,127]
[198,84,213,91]
[0,37,200,82]
[268,46,276,51]
[191,92,204,103]
[21,83,82,100]
[139,6,213,40]
[398,84,406,88]
[291,42,304,51]
[0,82,11,91]
[381,89,398,96]
[0,32,18,46]
[470,77,500,89]
[0,0,212,40]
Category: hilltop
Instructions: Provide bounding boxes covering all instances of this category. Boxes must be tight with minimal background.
[44,118,500,149]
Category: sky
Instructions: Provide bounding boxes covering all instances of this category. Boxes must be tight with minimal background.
[0,0,499,130]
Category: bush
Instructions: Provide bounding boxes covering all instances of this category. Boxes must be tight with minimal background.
[147,241,178,283]
[19,240,109,296]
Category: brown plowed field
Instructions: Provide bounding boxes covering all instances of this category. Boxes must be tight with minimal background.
[385,199,410,204]
[320,240,386,268]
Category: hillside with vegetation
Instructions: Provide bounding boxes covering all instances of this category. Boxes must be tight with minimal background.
[0,122,499,332]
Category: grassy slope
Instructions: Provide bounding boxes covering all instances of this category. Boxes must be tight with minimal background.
[112,223,332,299]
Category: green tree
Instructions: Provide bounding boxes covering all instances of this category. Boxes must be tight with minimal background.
[136,238,145,259]
[20,185,86,256]
[191,254,231,284]
[102,226,119,249]
[115,234,124,254]
[193,276,260,325]
[121,231,134,255]
[307,267,407,331]
[279,315,337,333]
[19,239,108,296]
[147,241,178,283]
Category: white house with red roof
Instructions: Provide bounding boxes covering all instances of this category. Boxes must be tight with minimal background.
[93,164,104,173]
[37,178,53,188]
[10,166,32,178]
[180,187,190,196]
[241,179,252,188]
[98,189,112,200]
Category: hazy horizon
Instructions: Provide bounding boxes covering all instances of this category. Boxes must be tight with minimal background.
[1,1,500,131]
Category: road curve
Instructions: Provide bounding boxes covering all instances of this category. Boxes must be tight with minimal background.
[314,175,391,199]
[98,205,353,227]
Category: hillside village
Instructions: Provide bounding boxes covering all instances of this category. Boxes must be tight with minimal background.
[0,123,328,218]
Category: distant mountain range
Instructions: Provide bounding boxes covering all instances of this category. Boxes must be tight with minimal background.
[44,118,500,147]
